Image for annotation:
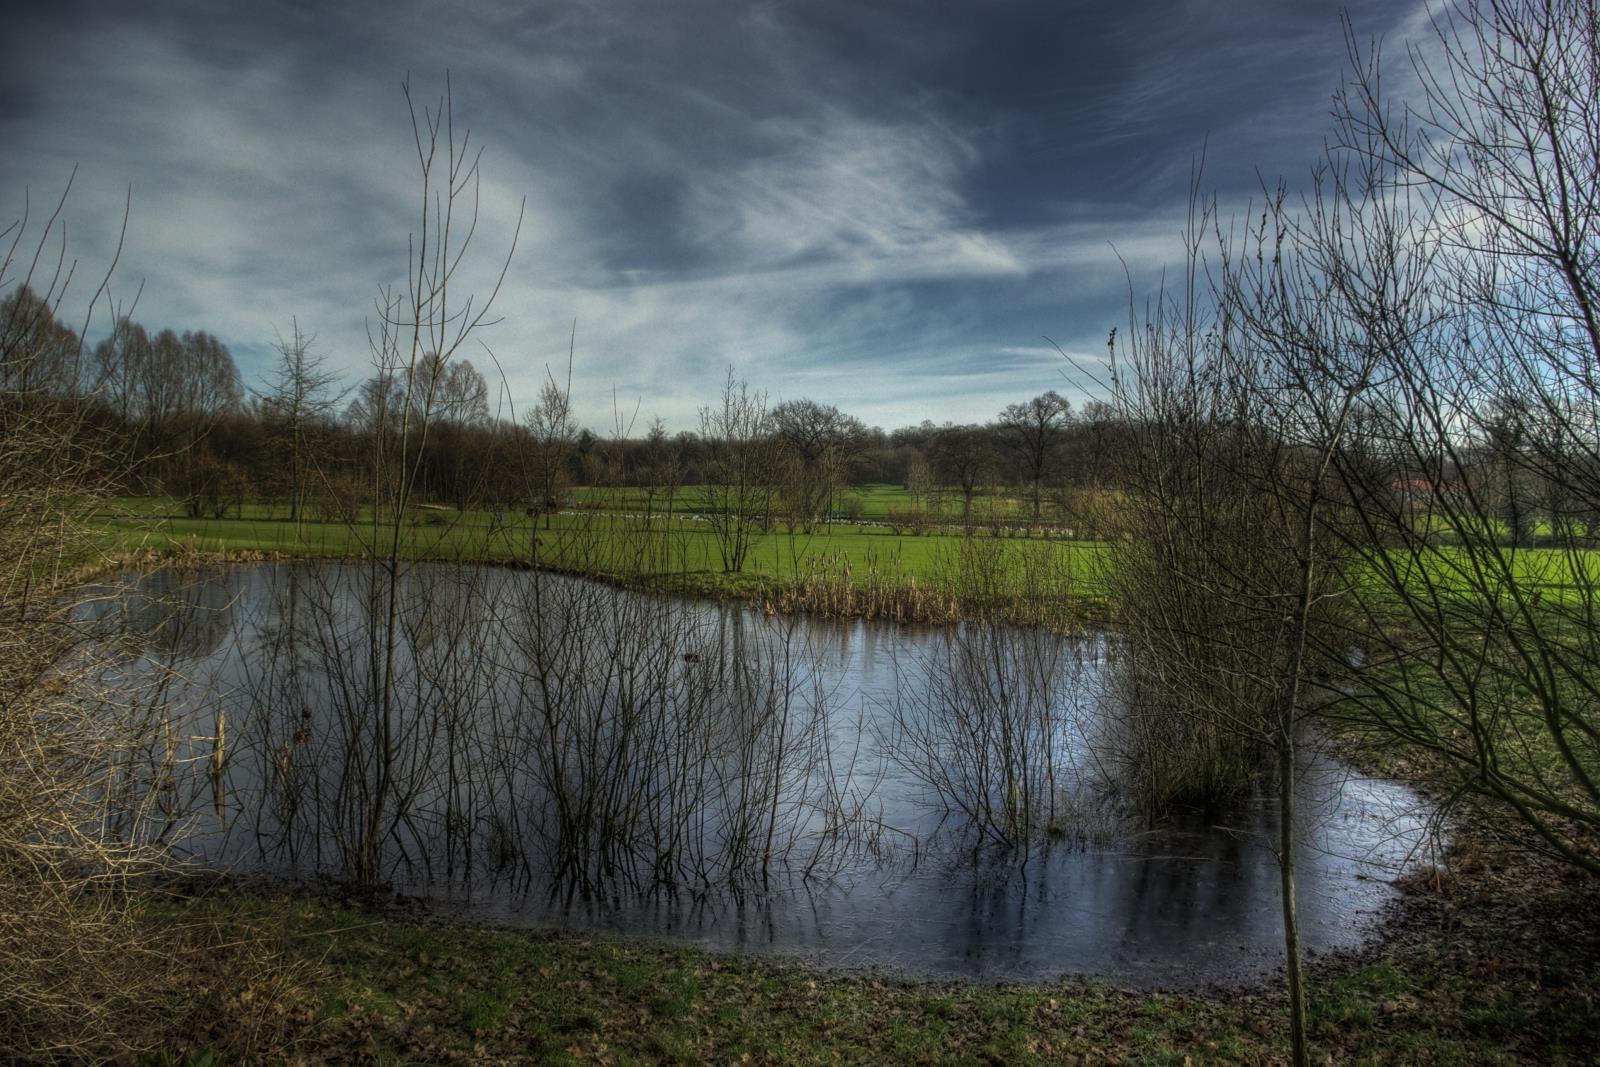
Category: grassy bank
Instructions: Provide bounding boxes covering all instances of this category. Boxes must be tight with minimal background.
[90,496,1111,625]
[563,483,1091,526]
[137,827,1599,1067]
[94,495,1600,615]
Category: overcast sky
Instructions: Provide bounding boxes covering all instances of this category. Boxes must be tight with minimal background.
[2,0,1431,432]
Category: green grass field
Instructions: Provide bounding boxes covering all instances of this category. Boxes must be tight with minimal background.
[92,493,1110,605]
[567,482,1056,524]
[94,487,1600,620]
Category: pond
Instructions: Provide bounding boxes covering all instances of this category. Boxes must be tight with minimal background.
[84,562,1435,986]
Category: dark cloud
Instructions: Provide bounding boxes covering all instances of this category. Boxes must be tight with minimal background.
[1,0,1427,429]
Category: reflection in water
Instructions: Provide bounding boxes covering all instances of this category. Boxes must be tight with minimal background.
[96,566,238,659]
[85,562,1438,985]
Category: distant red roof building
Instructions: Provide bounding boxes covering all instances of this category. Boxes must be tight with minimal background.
[1390,478,1464,498]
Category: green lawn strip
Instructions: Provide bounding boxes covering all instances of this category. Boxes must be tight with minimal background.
[566,483,1051,524]
[99,494,1600,609]
[91,496,1111,603]
[1357,540,1600,604]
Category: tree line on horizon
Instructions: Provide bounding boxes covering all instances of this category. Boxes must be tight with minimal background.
[0,282,1570,549]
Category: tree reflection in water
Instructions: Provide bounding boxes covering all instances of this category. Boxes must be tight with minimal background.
[84,562,1437,985]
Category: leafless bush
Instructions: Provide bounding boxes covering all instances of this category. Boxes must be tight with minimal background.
[217,562,876,898]
[884,504,933,536]
[699,369,776,573]
[888,621,1114,848]
[931,527,1085,630]
[0,177,239,1060]
[1096,168,1370,1065]
[1330,0,1600,874]
[311,471,363,525]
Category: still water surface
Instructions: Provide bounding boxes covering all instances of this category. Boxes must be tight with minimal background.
[90,562,1435,985]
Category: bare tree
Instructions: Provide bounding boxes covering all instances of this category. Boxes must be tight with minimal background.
[2,173,194,1059]
[932,423,995,525]
[87,316,153,428]
[350,73,523,885]
[345,370,401,437]
[524,356,576,536]
[1282,0,1600,876]
[1100,165,1383,1066]
[1101,7,1600,1063]
[0,284,80,396]
[771,398,867,533]
[699,368,774,573]
[904,451,934,511]
[259,318,343,525]
[997,390,1073,519]
[175,329,243,423]
[409,349,490,427]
